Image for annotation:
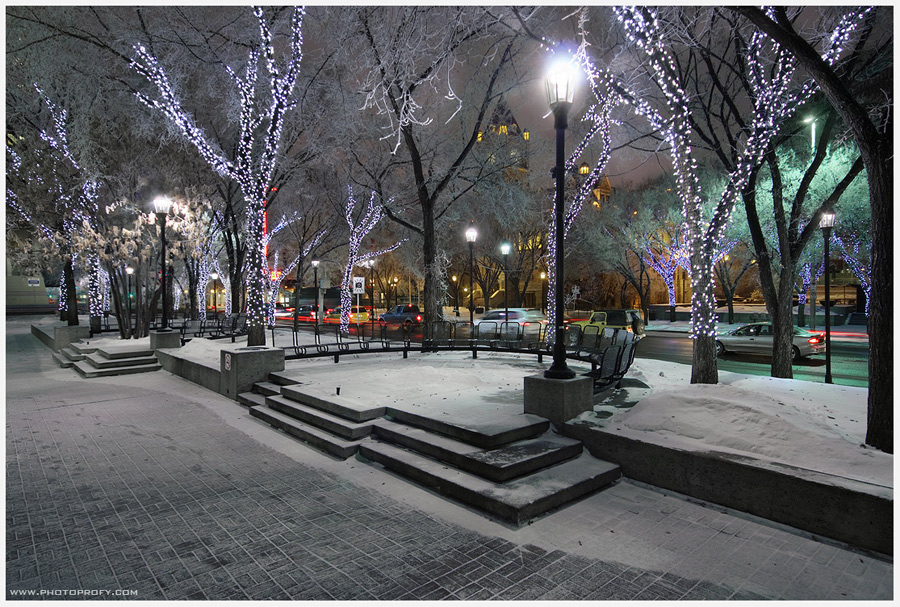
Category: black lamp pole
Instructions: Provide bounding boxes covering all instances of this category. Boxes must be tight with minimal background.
[153,196,173,330]
[501,242,510,321]
[820,211,836,384]
[466,222,477,324]
[312,260,319,328]
[126,267,133,337]
[544,67,576,380]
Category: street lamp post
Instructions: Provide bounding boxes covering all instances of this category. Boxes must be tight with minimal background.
[820,211,836,384]
[311,260,320,328]
[364,259,376,333]
[544,61,576,380]
[466,222,477,324]
[125,266,134,337]
[452,275,459,315]
[500,242,511,321]
[153,195,173,330]
[804,116,817,152]
[209,272,219,317]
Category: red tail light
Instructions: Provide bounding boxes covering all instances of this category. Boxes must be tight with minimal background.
[808,336,821,344]
[416,315,422,322]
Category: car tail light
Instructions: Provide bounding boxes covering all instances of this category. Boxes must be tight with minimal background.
[808,336,822,344]
[416,315,422,322]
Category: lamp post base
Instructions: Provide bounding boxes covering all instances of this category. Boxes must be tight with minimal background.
[525,374,592,427]
[543,366,576,380]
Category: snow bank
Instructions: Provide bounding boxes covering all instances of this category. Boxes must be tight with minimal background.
[607,360,891,487]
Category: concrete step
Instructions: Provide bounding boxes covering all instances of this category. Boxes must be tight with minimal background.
[96,345,155,360]
[280,384,385,423]
[61,347,86,362]
[254,381,282,397]
[372,419,583,483]
[265,394,375,440]
[385,408,549,450]
[249,405,362,460]
[237,392,266,408]
[359,440,621,525]
[267,371,305,386]
[69,342,99,355]
[73,360,161,378]
[84,352,159,369]
[52,352,75,368]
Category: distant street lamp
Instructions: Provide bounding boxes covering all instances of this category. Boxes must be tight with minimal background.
[466,221,478,324]
[540,271,547,314]
[153,195,173,330]
[544,59,576,380]
[311,260,320,327]
[804,116,817,152]
[209,272,219,316]
[451,275,459,314]
[363,258,376,333]
[500,242,511,321]
[820,210,836,384]
[125,266,134,337]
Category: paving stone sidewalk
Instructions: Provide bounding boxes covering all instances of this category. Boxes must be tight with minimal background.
[5,321,892,600]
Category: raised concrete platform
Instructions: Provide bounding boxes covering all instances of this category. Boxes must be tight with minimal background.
[562,421,892,556]
[280,384,386,423]
[387,408,549,450]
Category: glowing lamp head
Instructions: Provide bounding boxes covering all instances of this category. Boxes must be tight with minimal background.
[210,272,218,281]
[152,195,173,215]
[125,267,134,276]
[819,211,836,229]
[311,260,320,268]
[578,162,590,176]
[545,60,576,108]
[500,242,511,256]
[465,221,478,244]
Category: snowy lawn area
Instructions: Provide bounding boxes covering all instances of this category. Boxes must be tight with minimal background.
[592,359,890,489]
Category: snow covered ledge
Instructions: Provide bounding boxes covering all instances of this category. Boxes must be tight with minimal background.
[561,363,892,556]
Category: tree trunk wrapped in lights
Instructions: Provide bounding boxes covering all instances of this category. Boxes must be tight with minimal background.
[130,7,306,346]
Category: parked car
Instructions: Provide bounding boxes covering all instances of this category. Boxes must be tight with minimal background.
[324,306,370,324]
[379,304,423,327]
[568,309,644,335]
[474,308,548,327]
[715,322,825,360]
[567,311,608,332]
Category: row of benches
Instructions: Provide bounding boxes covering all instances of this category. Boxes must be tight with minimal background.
[179,314,249,343]
[269,320,640,394]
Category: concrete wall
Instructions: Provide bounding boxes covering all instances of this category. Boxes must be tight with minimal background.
[563,424,892,556]
[155,349,221,394]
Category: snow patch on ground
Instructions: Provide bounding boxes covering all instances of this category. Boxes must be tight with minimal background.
[608,359,890,487]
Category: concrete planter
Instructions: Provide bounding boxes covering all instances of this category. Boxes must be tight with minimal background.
[220,346,285,399]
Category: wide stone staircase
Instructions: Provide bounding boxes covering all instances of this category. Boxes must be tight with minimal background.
[53,341,162,378]
[240,373,621,525]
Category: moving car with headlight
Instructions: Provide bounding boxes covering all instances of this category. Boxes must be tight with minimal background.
[715,322,825,360]
[324,306,370,324]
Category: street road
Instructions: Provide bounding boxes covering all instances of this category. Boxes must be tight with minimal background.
[636,332,869,388]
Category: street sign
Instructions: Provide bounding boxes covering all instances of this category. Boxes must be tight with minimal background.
[352,277,365,295]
